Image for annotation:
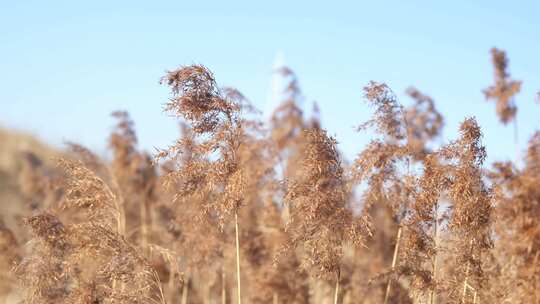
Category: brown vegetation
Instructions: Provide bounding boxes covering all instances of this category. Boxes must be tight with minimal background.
[0,48,537,304]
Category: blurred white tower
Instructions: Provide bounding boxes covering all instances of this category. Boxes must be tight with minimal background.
[264,51,287,121]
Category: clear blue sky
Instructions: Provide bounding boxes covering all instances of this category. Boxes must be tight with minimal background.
[1,1,539,164]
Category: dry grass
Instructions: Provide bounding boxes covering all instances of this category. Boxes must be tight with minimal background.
[0,48,538,304]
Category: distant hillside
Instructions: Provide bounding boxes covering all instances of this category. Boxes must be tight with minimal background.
[0,127,62,235]
[0,127,60,173]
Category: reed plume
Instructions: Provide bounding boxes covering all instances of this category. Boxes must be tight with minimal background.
[483,48,521,125]
[15,157,164,304]
[284,128,371,303]
[353,82,414,304]
[405,87,444,159]
[439,118,493,303]
[4,47,540,304]
[159,64,248,304]
[489,131,540,302]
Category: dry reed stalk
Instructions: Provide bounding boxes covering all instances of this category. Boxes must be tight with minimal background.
[159,64,249,304]
[334,270,341,304]
[354,81,435,302]
[206,283,212,304]
[461,262,471,304]
[140,196,148,253]
[181,277,189,304]
[460,230,476,304]
[107,172,127,236]
[222,270,227,304]
[429,201,439,304]
[384,226,402,304]
[118,203,126,236]
[153,270,167,304]
[149,244,182,304]
[513,118,519,162]
[235,211,242,304]
[168,272,176,304]
[439,118,492,302]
